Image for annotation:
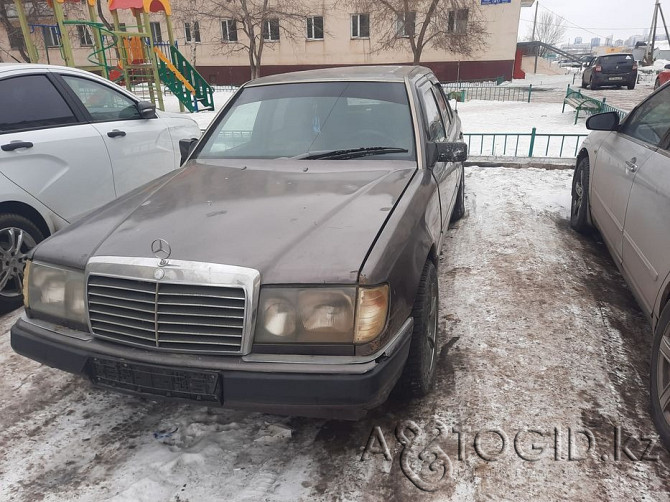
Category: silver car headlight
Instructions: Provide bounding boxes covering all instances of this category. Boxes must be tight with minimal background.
[23,261,87,329]
[255,285,388,344]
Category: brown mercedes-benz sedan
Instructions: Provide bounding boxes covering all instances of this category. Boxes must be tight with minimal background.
[11,66,467,419]
[571,83,670,448]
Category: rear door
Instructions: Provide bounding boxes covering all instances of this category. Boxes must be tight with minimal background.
[0,72,116,222]
[621,86,670,316]
[58,73,176,197]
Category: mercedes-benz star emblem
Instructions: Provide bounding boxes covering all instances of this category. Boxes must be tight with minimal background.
[151,238,171,266]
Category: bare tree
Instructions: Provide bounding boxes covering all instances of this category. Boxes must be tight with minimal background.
[202,0,309,80]
[526,11,567,55]
[343,0,488,64]
[172,0,209,67]
[0,0,42,62]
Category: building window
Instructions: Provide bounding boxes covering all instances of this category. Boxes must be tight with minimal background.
[396,11,416,38]
[351,13,369,39]
[262,18,280,42]
[150,21,162,43]
[447,9,468,34]
[306,16,323,40]
[44,26,61,48]
[77,25,94,47]
[8,26,23,50]
[184,21,201,43]
[221,19,238,42]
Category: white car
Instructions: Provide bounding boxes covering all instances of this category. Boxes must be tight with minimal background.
[0,64,200,308]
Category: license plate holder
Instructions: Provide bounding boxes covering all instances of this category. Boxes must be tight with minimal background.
[609,76,624,81]
[88,358,222,403]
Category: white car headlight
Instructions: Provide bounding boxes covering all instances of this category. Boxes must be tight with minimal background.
[24,261,87,329]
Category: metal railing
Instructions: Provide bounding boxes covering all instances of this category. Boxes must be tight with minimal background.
[442,84,533,103]
[465,129,588,158]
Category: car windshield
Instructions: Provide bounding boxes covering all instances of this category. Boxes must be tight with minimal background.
[197,81,416,161]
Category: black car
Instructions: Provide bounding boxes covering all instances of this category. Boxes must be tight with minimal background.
[582,53,638,90]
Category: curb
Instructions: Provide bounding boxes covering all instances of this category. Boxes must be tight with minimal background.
[465,156,575,170]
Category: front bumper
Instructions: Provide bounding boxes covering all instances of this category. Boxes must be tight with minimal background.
[11,316,412,419]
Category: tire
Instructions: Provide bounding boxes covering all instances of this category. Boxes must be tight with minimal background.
[0,214,44,310]
[450,167,465,223]
[581,78,587,89]
[571,156,592,234]
[650,302,670,452]
[397,260,439,398]
[590,79,599,91]
[628,82,636,90]
[655,79,661,90]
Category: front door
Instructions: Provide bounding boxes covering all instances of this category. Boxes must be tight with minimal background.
[621,86,670,315]
[59,74,176,197]
[590,99,658,261]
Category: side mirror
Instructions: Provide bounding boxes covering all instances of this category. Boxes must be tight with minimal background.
[137,101,157,119]
[179,137,199,166]
[427,141,468,166]
[586,112,620,131]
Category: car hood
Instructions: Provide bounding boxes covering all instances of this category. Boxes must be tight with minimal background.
[34,159,417,284]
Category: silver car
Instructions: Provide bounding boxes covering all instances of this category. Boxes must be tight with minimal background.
[571,84,670,449]
[0,64,200,308]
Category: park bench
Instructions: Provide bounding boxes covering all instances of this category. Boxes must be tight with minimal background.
[562,86,603,124]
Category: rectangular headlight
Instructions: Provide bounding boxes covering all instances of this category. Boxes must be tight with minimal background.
[255,287,356,344]
[255,285,390,345]
[25,261,87,329]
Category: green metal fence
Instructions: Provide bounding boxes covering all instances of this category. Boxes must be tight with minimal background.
[442,84,533,103]
[464,129,588,158]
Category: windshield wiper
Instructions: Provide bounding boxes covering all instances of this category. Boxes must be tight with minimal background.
[296,146,409,160]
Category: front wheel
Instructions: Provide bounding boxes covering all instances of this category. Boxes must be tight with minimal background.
[0,214,44,310]
[650,303,670,451]
[397,260,439,398]
[571,157,592,234]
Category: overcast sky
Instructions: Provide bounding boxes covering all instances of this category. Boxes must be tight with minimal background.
[517,0,668,44]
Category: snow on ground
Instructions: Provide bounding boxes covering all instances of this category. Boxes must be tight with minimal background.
[1,167,669,501]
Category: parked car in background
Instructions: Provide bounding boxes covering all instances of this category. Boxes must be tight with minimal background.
[0,64,200,308]
[570,83,670,449]
[582,53,638,90]
[11,65,467,419]
[655,64,670,89]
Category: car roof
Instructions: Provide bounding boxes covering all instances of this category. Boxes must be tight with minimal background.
[246,65,432,87]
[0,62,92,75]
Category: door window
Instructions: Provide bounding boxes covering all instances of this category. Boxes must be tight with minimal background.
[62,76,141,122]
[432,85,453,128]
[620,86,670,146]
[420,84,446,142]
[0,75,77,133]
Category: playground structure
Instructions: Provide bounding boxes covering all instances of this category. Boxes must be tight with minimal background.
[11,0,214,112]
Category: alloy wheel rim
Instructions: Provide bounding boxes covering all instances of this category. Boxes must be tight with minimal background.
[572,168,584,216]
[0,227,37,298]
[656,328,670,428]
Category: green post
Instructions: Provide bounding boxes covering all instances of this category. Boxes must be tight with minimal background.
[51,0,75,67]
[111,11,132,91]
[13,0,39,63]
[528,83,533,103]
[88,3,107,78]
[529,127,537,157]
[460,90,466,102]
[142,12,164,111]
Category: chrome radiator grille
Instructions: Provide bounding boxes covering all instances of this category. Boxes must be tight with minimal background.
[87,275,246,354]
